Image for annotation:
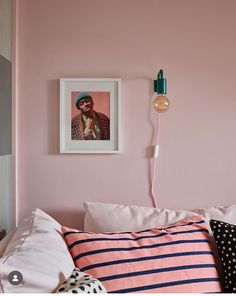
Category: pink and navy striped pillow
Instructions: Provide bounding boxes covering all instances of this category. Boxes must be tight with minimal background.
[62,215,222,293]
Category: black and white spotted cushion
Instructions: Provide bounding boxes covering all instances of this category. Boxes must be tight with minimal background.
[55,268,106,293]
[210,219,236,293]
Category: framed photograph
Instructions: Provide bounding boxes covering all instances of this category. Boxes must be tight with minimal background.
[60,78,121,153]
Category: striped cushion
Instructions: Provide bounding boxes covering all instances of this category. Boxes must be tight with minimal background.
[62,215,222,293]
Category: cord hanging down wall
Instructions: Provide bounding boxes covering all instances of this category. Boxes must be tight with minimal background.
[151,69,170,208]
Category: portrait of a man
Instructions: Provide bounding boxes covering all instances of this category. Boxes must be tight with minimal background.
[71,92,110,140]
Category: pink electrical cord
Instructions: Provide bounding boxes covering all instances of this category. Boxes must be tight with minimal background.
[151,112,160,208]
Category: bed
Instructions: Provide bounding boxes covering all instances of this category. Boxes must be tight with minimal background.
[0,202,235,293]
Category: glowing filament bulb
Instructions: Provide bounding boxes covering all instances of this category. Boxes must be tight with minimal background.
[154,94,170,113]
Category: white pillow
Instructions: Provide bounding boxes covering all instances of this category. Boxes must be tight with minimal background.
[84,202,236,232]
[0,208,75,293]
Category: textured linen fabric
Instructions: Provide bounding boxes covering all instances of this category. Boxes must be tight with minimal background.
[0,209,75,293]
[56,268,106,293]
[0,230,15,258]
[210,219,236,293]
[62,215,222,293]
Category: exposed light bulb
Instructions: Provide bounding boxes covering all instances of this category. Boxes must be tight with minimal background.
[153,69,169,113]
[153,94,170,113]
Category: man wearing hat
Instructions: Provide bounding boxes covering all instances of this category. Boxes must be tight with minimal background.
[71,92,110,140]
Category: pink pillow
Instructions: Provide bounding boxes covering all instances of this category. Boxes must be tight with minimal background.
[62,215,222,293]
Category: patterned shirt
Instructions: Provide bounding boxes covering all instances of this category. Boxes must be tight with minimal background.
[71,111,110,140]
[83,114,101,140]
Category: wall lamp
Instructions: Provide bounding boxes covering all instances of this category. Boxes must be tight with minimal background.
[153,69,169,112]
[151,69,169,207]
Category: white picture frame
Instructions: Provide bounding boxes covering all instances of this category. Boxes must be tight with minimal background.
[60,78,121,153]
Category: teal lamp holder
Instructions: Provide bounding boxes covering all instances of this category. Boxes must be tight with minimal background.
[154,69,167,94]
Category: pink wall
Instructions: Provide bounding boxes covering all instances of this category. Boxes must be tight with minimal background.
[16,0,236,228]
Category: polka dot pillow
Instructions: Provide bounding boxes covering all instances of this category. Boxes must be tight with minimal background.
[55,268,106,293]
[210,219,236,293]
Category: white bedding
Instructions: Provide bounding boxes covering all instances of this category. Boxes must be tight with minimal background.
[1,204,235,293]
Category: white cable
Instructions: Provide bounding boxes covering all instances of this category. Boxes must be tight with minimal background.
[151,113,160,208]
